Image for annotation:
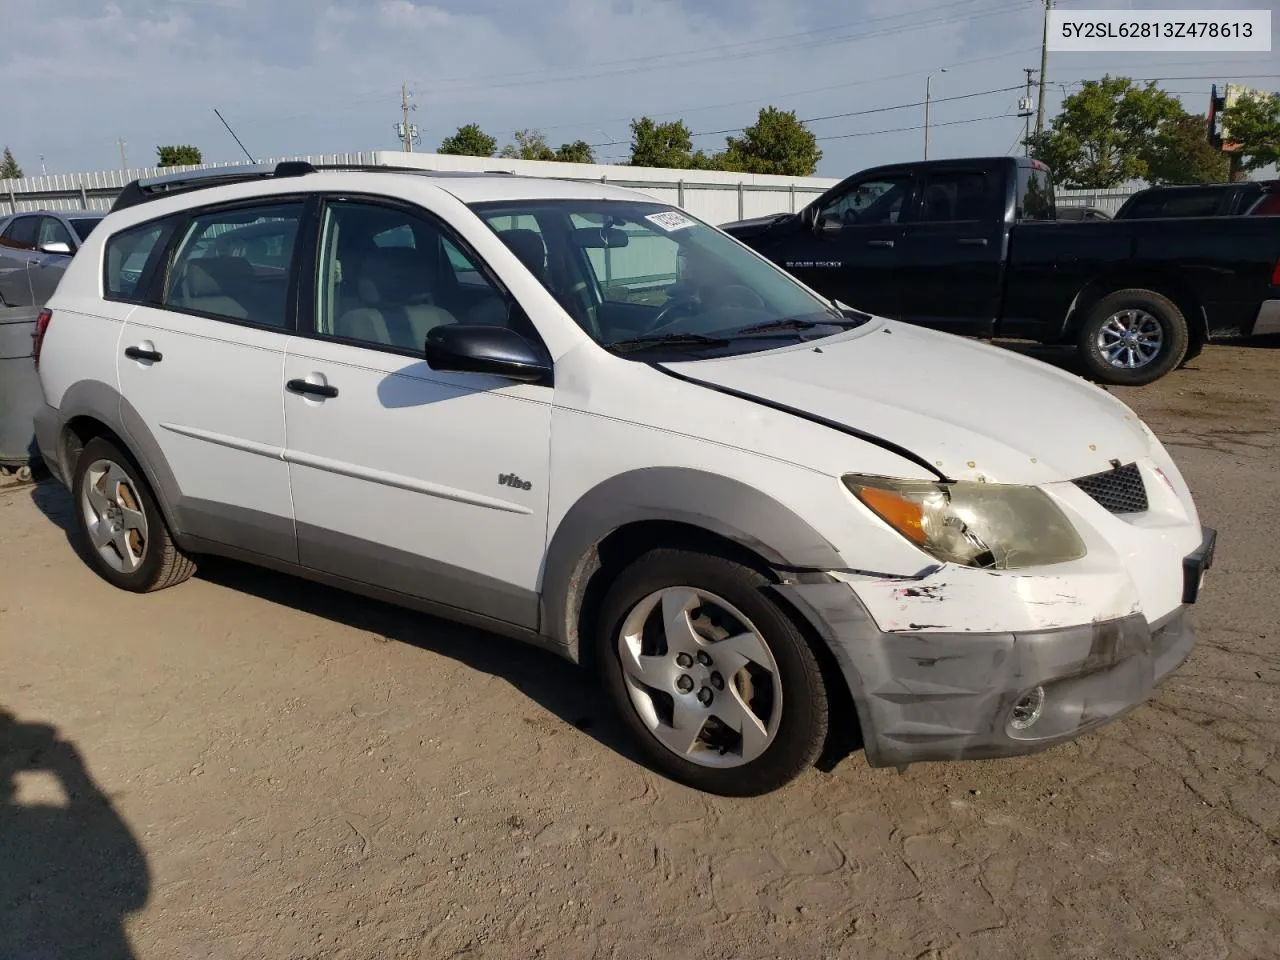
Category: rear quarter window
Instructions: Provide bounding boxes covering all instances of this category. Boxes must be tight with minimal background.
[104,218,179,302]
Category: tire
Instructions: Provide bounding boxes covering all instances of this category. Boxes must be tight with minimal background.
[597,548,829,796]
[1077,288,1189,386]
[72,436,196,593]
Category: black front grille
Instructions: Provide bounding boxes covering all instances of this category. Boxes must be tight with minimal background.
[1073,462,1149,514]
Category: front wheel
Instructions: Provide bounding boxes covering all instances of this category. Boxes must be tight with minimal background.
[1077,289,1189,386]
[597,548,829,796]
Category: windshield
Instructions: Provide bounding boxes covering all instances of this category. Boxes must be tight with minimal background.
[468,199,858,356]
[70,218,102,242]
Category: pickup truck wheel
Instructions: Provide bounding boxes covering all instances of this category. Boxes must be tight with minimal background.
[1078,289,1188,386]
[597,548,829,796]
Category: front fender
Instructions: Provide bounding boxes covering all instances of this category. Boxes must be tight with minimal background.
[539,467,848,659]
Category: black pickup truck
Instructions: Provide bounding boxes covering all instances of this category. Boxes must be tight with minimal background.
[721,157,1280,385]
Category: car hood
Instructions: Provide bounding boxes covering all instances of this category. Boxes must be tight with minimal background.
[719,212,793,239]
[662,320,1153,485]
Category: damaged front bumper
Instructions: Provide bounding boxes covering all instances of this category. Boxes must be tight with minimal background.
[778,527,1213,768]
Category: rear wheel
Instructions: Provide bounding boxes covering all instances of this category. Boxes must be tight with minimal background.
[72,436,196,592]
[597,548,829,796]
[1077,289,1189,386]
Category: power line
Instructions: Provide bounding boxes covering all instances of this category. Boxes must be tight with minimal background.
[604,84,1027,146]
[423,0,1001,89]
[416,0,1031,94]
[815,112,1018,142]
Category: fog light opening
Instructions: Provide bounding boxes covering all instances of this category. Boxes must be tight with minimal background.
[1010,686,1046,731]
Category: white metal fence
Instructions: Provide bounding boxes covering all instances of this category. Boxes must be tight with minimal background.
[0,150,839,224]
[1057,184,1144,216]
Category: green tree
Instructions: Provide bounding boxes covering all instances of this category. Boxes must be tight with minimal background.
[500,129,556,161]
[1024,76,1182,188]
[716,106,822,176]
[438,123,497,157]
[553,140,595,164]
[0,146,22,179]
[1142,113,1230,184]
[1223,90,1280,178]
[156,145,202,167]
[628,117,697,168]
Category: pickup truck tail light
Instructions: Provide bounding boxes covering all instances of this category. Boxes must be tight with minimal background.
[32,309,53,368]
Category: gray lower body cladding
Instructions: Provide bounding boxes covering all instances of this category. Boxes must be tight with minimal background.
[777,580,1195,768]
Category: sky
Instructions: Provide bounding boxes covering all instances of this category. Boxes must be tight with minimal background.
[1,0,1276,179]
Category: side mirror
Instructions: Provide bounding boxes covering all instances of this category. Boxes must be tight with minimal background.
[816,216,843,236]
[425,324,551,383]
[38,241,72,255]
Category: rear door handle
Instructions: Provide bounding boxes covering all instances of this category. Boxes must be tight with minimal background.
[287,378,339,399]
[957,238,989,247]
[124,345,163,363]
[866,240,896,248]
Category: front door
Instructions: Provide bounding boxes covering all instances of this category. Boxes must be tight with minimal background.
[116,199,305,562]
[897,168,1005,337]
[778,173,915,318]
[283,197,553,630]
[27,216,78,305]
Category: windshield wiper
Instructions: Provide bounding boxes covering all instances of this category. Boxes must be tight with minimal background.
[606,332,731,354]
[730,314,867,337]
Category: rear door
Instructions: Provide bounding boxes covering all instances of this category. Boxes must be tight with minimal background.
[0,215,39,306]
[896,167,1005,336]
[779,172,914,318]
[116,198,307,563]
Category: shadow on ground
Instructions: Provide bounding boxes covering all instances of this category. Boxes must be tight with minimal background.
[26,481,643,772]
[0,708,149,959]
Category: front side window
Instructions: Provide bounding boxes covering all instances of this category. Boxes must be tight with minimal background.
[36,217,75,250]
[818,176,914,227]
[313,200,517,352]
[471,199,859,357]
[163,202,304,328]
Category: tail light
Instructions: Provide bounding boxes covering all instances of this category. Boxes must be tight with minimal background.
[1272,258,1280,287]
[32,309,52,368]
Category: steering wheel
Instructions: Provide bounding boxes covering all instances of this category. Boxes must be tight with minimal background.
[644,284,768,336]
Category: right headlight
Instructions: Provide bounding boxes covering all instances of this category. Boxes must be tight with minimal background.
[843,475,1087,570]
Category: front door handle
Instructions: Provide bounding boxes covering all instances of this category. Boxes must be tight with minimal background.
[866,239,896,248]
[287,378,339,399]
[957,238,989,246]
[124,345,163,363]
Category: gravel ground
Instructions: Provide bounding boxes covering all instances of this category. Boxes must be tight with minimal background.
[1,340,1278,960]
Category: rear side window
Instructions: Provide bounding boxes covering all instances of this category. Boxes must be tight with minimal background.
[104,220,176,301]
[0,215,39,250]
[917,171,992,222]
[163,202,304,329]
[70,218,101,242]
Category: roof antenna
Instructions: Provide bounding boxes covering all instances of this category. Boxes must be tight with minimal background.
[213,108,256,163]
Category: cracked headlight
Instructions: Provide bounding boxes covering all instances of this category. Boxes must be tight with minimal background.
[843,475,1087,570]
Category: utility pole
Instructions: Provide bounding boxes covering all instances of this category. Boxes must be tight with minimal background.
[118,137,128,173]
[396,83,420,152]
[1035,0,1051,136]
[1021,68,1038,154]
[924,68,947,160]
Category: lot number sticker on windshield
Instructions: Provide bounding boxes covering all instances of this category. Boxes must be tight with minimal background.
[646,211,697,232]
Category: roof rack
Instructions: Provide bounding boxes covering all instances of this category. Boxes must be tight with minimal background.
[110,160,518,213]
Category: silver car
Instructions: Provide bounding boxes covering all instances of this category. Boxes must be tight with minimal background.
[0,209,104,472]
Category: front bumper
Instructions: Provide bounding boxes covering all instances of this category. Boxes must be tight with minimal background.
[778,527,1214,768]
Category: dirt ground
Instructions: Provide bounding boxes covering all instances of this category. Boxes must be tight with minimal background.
[2,339,1278,960]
